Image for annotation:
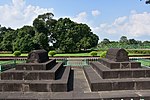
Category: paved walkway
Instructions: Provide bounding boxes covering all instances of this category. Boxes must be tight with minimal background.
[72,67,91,93]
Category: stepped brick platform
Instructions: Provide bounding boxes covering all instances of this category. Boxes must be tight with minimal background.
[84,48,150,95]
[1,49,150,99]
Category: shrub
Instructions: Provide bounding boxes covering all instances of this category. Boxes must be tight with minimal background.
[100,51,107,58]
[127,49,150,55]
[49,50,56,57]
[90,51,97,56]
[13,51,21,56]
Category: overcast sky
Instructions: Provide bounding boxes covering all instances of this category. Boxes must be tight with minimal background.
[0,0,150,41]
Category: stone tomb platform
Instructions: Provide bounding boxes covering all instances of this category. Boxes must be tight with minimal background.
[0,59,71,92]
[84,48,150,93]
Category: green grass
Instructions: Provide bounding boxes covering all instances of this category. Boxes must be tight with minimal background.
[54,53,91,57]
[0,52,147,57]
[137,59,150,67]
[0,53,27,56]
[0,60,26,65]
[131,59,150,67]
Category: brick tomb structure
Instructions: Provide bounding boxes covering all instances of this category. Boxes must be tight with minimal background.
[0,50,72,99]
[84,48,150,99]
[1,49,150,99]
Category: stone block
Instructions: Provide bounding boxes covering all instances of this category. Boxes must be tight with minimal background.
[2,83,22,91]
[146,70,150,77]
[131,62,141,68]
[136,81,150,90]
[103,71,118,79]
[112,81,134,90]
[118,70,132,78]
[27,49,49,63]
[132,70,146,78]
[25,72,39,80]
[38,72,55,80]
[51,82,67,92]
[97,81,112,91]
[29,83,50,92]
[106,48,129,62]
[109,63,120,69]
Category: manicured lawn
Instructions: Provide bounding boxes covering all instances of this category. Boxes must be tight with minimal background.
[0,52,147,57]
[137,59,150,67]
[0,53,27,56]
[0,60,26,65]
[54,53,91,57]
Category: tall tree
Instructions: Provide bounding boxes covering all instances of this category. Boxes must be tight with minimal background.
[33,13,56,50]
[119,36,128,43]
[0,28,15,51]
[13,26,35,52]
[52,18,99,52]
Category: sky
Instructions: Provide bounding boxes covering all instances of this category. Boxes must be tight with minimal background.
[0,0,150,41]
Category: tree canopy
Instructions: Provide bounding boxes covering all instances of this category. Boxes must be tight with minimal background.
[0,13,99,53]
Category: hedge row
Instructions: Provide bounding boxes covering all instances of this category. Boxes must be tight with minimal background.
[127,49,150,55]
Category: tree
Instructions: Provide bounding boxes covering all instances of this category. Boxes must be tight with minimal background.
[146,0,150,4]
[52,18,99,52]
[13,26,35,52]
[140,0,150,4]
[101,38,110,44]
[0,28,15,51]
[128,39,138,44]
[119,36,128,43]
[33,13,57,50]
[33,32,49,50]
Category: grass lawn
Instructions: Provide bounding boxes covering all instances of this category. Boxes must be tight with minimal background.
[137,59,150,67]
[0,53,28,56]
[54,53,91,57]
[0,52,147,57]
[0,60,26,65]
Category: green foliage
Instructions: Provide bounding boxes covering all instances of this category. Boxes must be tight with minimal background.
[49,50,56,57]
[90,51,97,56]
[53,18,99,52]
[13,51,21,56]
[127,49,150,55]
[1,13,99,53]
[98,36,150,50]
[12,26,35,52]
[100,51,107,58]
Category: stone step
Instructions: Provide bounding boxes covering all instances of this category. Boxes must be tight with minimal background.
[1,62,63,80]
[0,90,150,99]
[90,62,150,79]
[84,66,150,91]
[0,66,71,92]
[99,58,141,69]
[15,59,56,70]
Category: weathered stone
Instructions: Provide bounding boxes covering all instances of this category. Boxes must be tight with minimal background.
[27,49,49,63]
[106,48,129,62]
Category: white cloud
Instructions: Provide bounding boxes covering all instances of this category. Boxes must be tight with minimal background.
[92,10,100,17]
[113,16,127,25]
[92,12,150,40]
[0,0,54,29]
[71,12,88,24]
